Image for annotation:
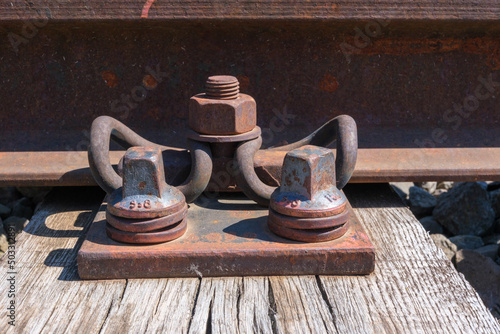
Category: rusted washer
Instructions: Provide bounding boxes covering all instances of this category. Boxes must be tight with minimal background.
[106,204,188,232]
[186,126,261,143]
[105,218,187,244]
[268,219,350,243]
[270,192,347,218]
[108,192,185,219]
[268,207,349,230]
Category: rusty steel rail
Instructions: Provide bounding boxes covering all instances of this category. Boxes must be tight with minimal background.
[1,0,499,21]
[1,147,499,187]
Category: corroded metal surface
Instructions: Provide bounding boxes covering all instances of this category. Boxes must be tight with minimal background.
[270,145,348,218]
[267,146,351,242]
[89,116,212,203]
[268,216,350,243]
[185,127,261,143]
[1,22,498,152]
[107,147,186,219]
[106,204,188,232]
[105,218,187,244]
[77,195,375,279]
[105,146,188,244]
[189,75,257,135]
[266,208,350,230]
[234,115,357,206]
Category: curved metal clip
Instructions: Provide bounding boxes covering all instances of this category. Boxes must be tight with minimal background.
[88,116,212,203]
[233,115,358,206]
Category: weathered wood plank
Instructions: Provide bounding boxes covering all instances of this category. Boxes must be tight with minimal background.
[0,0,499,21]
[0,187,128,333]
[238,277,274,334]
[0,188,199,334]
[319,184,500,334]
[269,276,337,333]
[1,184,499,333]
[99,278,199,333]
[188,277,274,334]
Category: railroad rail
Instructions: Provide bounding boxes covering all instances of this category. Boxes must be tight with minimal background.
[0,1,499,187]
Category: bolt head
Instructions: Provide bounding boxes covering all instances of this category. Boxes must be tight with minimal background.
[108,146,186,219]
[280,145,336,200]
[270,145,347,218]
[122,147,166,198]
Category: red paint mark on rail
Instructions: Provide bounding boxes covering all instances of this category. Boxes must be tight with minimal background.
[141,0,157,18]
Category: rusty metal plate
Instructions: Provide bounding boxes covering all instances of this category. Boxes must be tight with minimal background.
[78,194,375,279]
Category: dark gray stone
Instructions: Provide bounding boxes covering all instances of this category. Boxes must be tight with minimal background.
[419,216,443,234]
[483,234,500,245]
[477,181,488,190]
[474,245,499,261]
[0,187,21,207]
[414,181,437,194]
[409,186,437,217]
[433,182,495,236]
[432,189,448,197]
[455,250,500,319]
[430,234,457,261]
[16,187,52,203]
[11,198,33,219]
[490,188,500,218]
[0,203,11,219]
[3,216,29,235]
[487,181,500,191]
[449,235,484,250]
[436,181,454,190]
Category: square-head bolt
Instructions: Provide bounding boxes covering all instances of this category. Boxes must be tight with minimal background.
[122,147,167,198]
[280,145,336,200]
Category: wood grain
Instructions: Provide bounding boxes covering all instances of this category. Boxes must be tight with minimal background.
[0,0,498,21]
[0,184,499,333]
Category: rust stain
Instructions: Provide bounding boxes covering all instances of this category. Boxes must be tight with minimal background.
[141,0,157,18]
[142,74,158,89]
[205,233,223,243]
[318,73,338,93]
[101,70,119,88]
[146,107,160,121]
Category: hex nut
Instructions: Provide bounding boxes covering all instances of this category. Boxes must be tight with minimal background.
[189,93,257,135]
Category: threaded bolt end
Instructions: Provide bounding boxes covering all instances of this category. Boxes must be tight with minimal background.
[205,75,239,100]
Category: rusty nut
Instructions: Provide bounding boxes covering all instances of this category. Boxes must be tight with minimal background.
[189,93,256,135]
[189,75,257,135]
